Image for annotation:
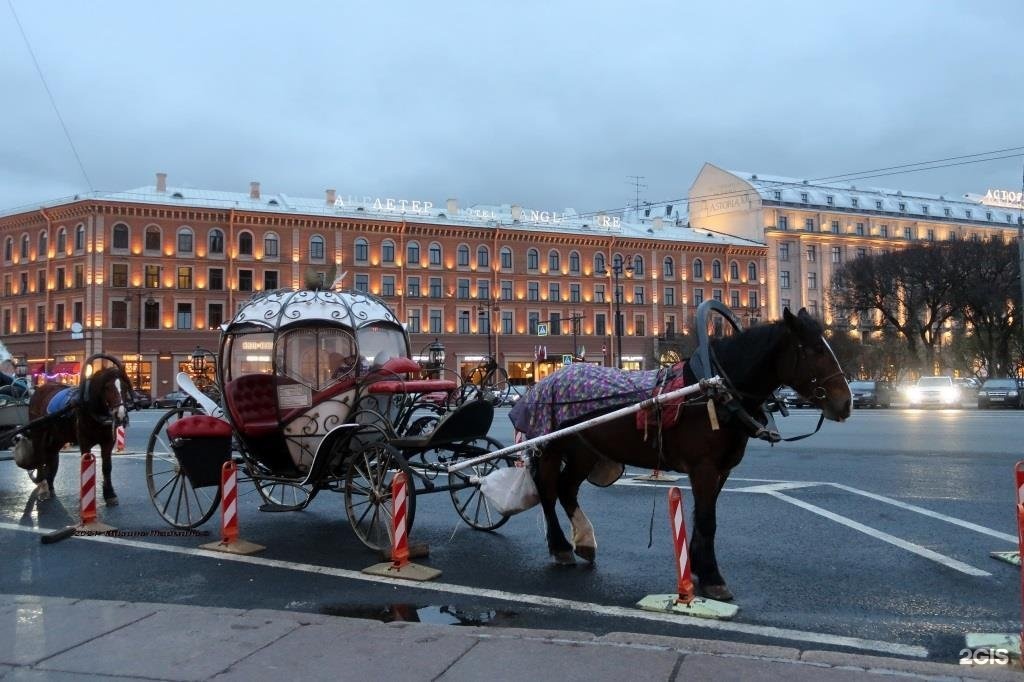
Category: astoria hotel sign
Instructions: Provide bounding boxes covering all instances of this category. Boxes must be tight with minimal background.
[980,188,1024,209]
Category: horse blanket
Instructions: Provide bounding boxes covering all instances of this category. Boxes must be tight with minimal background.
[509,362,689,440]
[46,387,77,415]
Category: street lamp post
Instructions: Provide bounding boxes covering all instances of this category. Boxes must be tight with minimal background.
[126,290,155,389]
[599,256,633,369]
[475,299,499,361]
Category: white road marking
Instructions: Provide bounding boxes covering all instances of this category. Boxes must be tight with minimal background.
[0,521,928,658]
[731,482,822,494]
[827,483,1018,544]
[765,492,991,577]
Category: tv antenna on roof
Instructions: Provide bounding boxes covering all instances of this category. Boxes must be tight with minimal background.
[626,175,647,220]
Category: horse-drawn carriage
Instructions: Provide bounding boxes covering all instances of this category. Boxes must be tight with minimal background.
[0,372,32,452]
[146,288,516,551]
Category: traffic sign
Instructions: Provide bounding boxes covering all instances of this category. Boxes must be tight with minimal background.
[562,354,573,365]
[537,323,548,337]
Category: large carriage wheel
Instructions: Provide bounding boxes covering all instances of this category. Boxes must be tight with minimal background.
[447,436,513,531]
[344,442,416,551]
[145,406,221,529]
[460,366,512,406]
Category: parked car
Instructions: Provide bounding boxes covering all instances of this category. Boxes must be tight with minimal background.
[976,378,1024,409]
[954,377,980,401]
[129,389,152,409]
[849,380,893,409]
[776,386,812,408]
[153,390,190,409]
[905,376,960,408]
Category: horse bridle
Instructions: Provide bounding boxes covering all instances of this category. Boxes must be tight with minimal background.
[789,337,846,403]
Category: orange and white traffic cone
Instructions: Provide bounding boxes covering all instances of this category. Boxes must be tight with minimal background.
[200,461,264,555]
[992,462,1024,567]
[78,450,115,533]
[637,486,737,619]
[363,472,439,581]
[115,425,126,453]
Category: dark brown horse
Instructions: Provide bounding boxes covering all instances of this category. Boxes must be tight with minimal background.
[531,308,851,600]
[25,367,130,504]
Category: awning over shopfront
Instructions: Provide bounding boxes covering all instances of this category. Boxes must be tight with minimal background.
[52,362,81,375]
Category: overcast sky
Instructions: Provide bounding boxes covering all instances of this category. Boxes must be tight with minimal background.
[3,1,1024,216]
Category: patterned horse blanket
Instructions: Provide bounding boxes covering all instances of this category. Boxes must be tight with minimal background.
[509,363,689,440]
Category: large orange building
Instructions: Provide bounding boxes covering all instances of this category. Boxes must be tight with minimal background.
[0,173,766,396]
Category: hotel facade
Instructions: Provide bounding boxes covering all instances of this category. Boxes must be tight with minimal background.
[0,173,766,395]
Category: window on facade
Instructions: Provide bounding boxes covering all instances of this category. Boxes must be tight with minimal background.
[264,233,279,258]
[903,227,913,240]
[429,277,441,298]
[778,216,788,230]
[458,310,470,334]
[595,313,606,336]
[500,247,513,270]
[748,262,758,281]
[145,226,161,251]
[694,288,704,306]
[806,246,816,262]
[898,202,906,212]
[355,274,369,292]
[429,243,442,266]
[55,267,66,291]
[965,209,972,219]
[711,260,722,279]
[634,316,645,337]
[632,255,644,275]
[407,277,420,297]
[633,286,644,304]
[570,283,581,303]
[382,275,395,297]
[804,218,814,232]
[831,220,839,234]
[801,192,808,203]
[773,190,782,201]
[780,271,790,289]
[110,263,128,288]
[693,259,704,279]
[781,297,791,310]
[729,261,740,280]
[57,228,66,254]
[52,303,64,331]
[354,238,369,263]
[568,251,580,274]
[808,300,819,317]
[477,309,490,335]
[238,232,253,256]
[429,309,442,334]
[712,289,723,302]
[665,315,676,336]
[233,268,253,292]
[457,278,470,299]
[548,250,560,272]
[779,243,789,261]
[731,291,740,308]
[175,303,192,330]
[986,211,992,221]
[36,305,45,332]
[830,246,841,263]
[2,276,9,296]
[477,280,489,301]
[856,222,865,236]
[208,303,224,329]
[308,235,325,261]
[594,252,606,274]
[549,312,561,336]
[209,228,224,255]
[501,311,513,335]
[664,287,675,306]
[501,280,512,300]
[528,311,540,335]
[407,309,421,334]
[749,291,759,309]
[477,245,489,268]
[209,268,224,291]
[927,229,935,241]
[880,224,888,238]
[3,237,11,261]
[808,272,817,290]
[457,244,470,267]
[177,228,194,254]
[112,224,128,250]
[548,282,560,301]
[264,271,279,290]
[407,241,420,265]
[144,265,160,288]
[857,247,867,258]
[382,240,395,264]
[177,266,192,289]
[663,256,674,278]
[944,208,952,217]
[75,225,85,251]
[18,235,28,259]
[851,197,859,208]
[594,284,606,303]
[527,249,539,271]
[111,300,128,329]
[528,281,539,301]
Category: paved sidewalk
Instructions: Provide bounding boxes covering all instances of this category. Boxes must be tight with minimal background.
[0,594,1019,681]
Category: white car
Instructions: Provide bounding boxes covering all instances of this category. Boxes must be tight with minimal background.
[905,376,960,408]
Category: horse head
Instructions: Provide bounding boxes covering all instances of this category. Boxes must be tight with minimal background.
[779,307,852,422]
[90,367,130,424]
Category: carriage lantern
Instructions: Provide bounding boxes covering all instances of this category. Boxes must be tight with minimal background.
[190,347,207,375]
[14,356,28,378]
[428,338,446,369]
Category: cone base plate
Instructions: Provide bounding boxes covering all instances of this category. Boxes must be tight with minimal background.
[77,521,117,533]
[199,538,265,555]
[633,473,681,482]
[964,633,1021,658]
[990,551,1020,567]
[637,594,738,620]
[362,561,441,582]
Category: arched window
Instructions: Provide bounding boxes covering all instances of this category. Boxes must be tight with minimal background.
[476,245,489,268]
[692,258,704,279]
[382,239,395,264]
[263,232,279,259]
[3,236,12,261]
[112,223,129,250]
[406,241,420,266]
[457,244,470,267]
[75,224,85,251]
[20,234,30,259]
[238,231,253,257]
[208,228,225,255]
[57,227,66,254]
[594,252,606,274]
[38,230,48,258]
[548,249,560,272]
[712,259,722,279]
[663,256,675,278]
[500,246,513,270]
[353,237,368,263]
[177,227,194,255]
[729,260,739,280]
[747,262,758,281]
[310,235,325,261]
[527,248,539,271]
[145,225,161,252]
[569,251,580,274]
[428,242,442,266]
[632,255,644,276]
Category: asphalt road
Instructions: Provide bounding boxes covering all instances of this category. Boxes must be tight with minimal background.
[1,404,1020,663]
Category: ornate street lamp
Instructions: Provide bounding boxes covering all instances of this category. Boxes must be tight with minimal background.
[598,255,633,369]
[126,290,156,389]
[191,346,207,375]
[428,338,446,369]
[14,356,28,379]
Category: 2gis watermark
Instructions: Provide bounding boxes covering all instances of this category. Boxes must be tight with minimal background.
[958,647,1012,666]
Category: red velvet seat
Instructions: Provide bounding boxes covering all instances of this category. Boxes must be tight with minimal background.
[167,415,232,439]
[225,374,280,436]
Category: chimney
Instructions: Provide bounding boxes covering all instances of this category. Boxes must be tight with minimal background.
[653,217,664,230]
[446,198,458,215]
[156,172,167,193]
[326,189,336,206]
[511,205,522,222]
[250,181,261,200]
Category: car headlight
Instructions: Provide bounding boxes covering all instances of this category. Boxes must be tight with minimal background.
[978,390,988,396]
[941,387,958,402]
[906,388,921,402]
[1010,390,1019,397]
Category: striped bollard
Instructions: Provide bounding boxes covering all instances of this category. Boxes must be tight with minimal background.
[991,460,1024,568]
[637,486,738,620]
[363,471,440,581]
[78,451,115,532]
[200,460,264,555]
[115,425,126,453]
[1018,462,1024,656]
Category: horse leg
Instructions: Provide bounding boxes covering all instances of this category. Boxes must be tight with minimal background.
[557,451,596,563]
[537,451,575,564]
[688,462,733,601]
[100,442,118,506]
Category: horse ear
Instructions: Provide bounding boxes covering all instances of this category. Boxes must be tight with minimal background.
[783,307,797,327]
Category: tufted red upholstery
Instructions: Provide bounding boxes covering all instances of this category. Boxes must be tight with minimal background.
[167,415,232,439]
[225,374,280,436]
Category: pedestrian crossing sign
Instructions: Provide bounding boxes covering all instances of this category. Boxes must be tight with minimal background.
[562,354,573,365]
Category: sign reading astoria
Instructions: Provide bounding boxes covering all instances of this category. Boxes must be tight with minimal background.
[980,188,1024,209]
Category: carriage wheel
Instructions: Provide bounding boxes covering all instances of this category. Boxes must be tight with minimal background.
[145,406,220,529]
[253,478,317,511]
[448,436,513,531]
[344,442,416,552]
[483,367,511,406]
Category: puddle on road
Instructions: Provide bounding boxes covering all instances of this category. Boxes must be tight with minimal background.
[318,603,514,626]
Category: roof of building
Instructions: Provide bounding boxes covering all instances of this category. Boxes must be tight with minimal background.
[2,180,760,249]
[723,169,1023,226]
